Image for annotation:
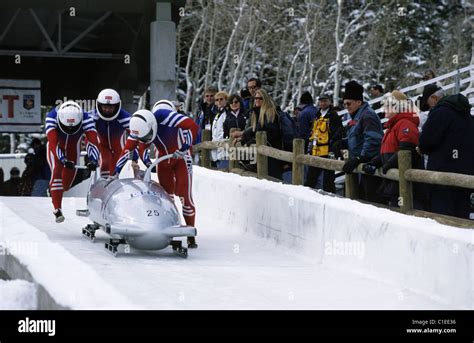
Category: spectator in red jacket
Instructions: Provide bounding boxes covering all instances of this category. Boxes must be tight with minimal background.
[362,90,425,207]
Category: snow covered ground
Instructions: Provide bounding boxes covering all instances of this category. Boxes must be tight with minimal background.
[0,279,37,310]
[0,195,458,310]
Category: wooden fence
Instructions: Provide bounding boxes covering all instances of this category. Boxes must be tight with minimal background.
[194,129,474,228]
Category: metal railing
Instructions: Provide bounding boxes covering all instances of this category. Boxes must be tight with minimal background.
[339,64,474,124]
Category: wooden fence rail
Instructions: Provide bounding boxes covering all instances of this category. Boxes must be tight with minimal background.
[194,129,474,228]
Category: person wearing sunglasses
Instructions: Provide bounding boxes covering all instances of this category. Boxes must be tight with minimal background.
[223,94,246,139]
[114,100,200,248]
[341,80,383,203]
[234,89,283,179]
[247,78,261,98]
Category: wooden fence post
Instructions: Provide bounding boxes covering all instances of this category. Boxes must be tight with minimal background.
[398,150,414,213]
[256,131,268,179]
[292,138,305,185]
[343,151,359,199]
[201,129,211,169]
[228,128,238,171]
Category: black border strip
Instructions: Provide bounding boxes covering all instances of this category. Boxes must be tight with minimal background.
[0,310,472,339]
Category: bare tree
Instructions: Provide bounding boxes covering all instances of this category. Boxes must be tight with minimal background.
[177,1,470,115]
[217,0,247,91]
[204,1,217,91]
[333,0,373,104]
[184,1,207,113]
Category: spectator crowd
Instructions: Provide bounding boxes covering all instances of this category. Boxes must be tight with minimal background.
[193,75,474,220]
[0,138,51,197]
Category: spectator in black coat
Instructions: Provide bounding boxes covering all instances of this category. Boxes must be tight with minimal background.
[20,153,35,196]
[240,88,252,113]
[369,84,385,119]
[2,167,21,196]
[418,93,474,219]
[234,89,282,179]
[223,94,246,139]
[297,91,318,149]
[30,138,51,196]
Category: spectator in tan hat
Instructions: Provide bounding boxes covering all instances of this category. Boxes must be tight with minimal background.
[362,90,425,208]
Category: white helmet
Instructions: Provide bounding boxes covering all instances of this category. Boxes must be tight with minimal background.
[152,99,176,113]
[129,109,157,144]
[96,88,121,121]
[57,101,83,135]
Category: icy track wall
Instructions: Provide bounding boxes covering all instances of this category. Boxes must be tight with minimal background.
[0,204,138,310]
[192,167,473,309]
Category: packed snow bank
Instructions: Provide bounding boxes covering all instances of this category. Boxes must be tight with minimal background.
[192,167,473,309]
[0,279,37,310]
[0,205,138,310]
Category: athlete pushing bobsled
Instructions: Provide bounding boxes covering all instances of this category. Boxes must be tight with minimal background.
[45,101,100,222]
[114,100,200,248]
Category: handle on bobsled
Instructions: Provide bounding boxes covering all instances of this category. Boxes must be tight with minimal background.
[143,153,177,183]
[75,165,98,182]
[74,164,98,208]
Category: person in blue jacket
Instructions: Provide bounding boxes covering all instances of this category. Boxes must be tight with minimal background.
[341,80,383,202]
[297,91,318,150]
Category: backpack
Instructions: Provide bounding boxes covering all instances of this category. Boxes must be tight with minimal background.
[278,111,297,151]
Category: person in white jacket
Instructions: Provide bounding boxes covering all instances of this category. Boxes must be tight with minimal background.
[211,91,229,168]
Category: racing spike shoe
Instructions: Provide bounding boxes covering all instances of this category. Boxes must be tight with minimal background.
[187,237,198,249]
[54,208,65,223]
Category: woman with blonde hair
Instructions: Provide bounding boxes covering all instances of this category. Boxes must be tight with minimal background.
[234,88,282,179]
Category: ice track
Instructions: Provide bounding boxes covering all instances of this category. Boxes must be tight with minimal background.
[0,196,451,310]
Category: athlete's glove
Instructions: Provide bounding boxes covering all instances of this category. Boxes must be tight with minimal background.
[62,159,75,170]
[172,150,186,159]
[145,161,157,173]
[172,144,190,159]
[86,160,98,171]
[342,157,361,174]
[362,163,377,175]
